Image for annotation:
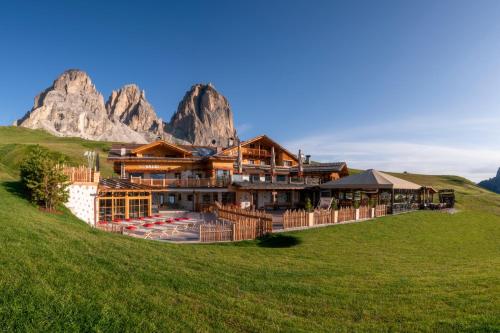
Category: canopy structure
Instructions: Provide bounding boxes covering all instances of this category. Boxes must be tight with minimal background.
[320,169,422,190]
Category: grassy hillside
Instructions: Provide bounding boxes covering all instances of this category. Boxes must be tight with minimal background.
[0,126,499,332]
[0,126,114,177]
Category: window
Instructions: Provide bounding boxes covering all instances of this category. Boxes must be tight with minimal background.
[265,174,272,182]
[260,160,267,165]
[202,194,211,203]
[222,192,236,205]
[276,175,287,182]
[168,194,176,204]
[174,173,181,179]
[129,199,149,218]
[99,199,112,222]
[283,160,292,167]
[129,173,144,179]
[150,173,166,180]
[251,174,260,182]
[216,169,230,179]
[248,160,255,165]
[187,194,193,202]
[113,198,126,220]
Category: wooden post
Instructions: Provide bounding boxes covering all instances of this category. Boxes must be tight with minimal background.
[125,193,130,219]
[148,192,153,217]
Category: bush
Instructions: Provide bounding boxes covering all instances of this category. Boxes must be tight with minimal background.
[19,146,69,210]
[304,197,313,212]
[330,199,338,210]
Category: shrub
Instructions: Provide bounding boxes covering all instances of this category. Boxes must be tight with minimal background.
[330,199,338,211]
[19,146,69,210]
[304,197,313,212]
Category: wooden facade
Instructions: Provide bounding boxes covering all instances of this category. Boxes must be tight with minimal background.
[106,135,349,212]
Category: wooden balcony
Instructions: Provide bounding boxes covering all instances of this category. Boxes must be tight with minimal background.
[242,147,272,158]
[130,177,231,188]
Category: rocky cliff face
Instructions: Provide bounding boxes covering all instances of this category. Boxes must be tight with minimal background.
[106,84,164,142]
[478,168,500,194]
[16,70,237,146]
[16,70,148,143]
[169,83,237,146]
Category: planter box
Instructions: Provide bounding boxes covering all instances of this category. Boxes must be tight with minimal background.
[307,212,314,227]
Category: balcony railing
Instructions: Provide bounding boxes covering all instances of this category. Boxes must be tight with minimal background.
[242,148,272,157]
[130,177,231,188]
[242,176,322,185]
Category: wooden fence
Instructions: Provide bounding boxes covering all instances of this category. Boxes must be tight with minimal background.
[96,223,123,234]
[201,204,273,242]
[283,210,309,229]
[314,209,334,225]
[199,221,233,242]
[358,205,370,219]
[337,206,356,223]
[375,204,388,217]
[62,165,99,183]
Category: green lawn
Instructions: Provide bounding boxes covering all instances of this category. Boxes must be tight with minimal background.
[0,126,499,332]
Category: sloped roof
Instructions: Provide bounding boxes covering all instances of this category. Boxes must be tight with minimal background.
[131,141,192,156]
[220,135,299,162]
[108,143,218,158]
[99,178,152,191]
[320,169,422,190]
[291,162,347,173]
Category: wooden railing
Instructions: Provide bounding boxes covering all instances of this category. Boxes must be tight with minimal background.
[130,177,230,188]
[202,203,273,242]
[62,166,99,183]
[242,147,272,157]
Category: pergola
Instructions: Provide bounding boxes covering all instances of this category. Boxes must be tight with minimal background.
[320,169,424,212]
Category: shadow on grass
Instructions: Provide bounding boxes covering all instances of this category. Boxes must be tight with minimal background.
[257,233,302,248]
[1,180,26,199]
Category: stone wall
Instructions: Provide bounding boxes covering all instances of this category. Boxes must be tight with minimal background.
[65,184,98,225]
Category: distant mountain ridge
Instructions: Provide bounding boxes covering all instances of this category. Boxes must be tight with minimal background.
[15,69,237,146]
[478,168,500,194]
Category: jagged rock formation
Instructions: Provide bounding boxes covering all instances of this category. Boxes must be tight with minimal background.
[16,70,237,146]
[478,168,500,194]
[106,84,164,142]
[169,83,237,146]
[16,70,148,143]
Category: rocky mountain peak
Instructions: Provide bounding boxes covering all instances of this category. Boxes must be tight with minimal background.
[169,83,237,146]
[16,70,238,146]
[16,70,147,143]
[106,84,164,141]
[478,167,500,194]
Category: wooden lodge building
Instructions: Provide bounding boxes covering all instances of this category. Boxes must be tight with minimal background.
[101,135,349,221]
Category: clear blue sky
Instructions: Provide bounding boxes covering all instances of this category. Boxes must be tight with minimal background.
[1,0,500,181]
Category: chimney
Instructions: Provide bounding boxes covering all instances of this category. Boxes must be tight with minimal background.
[305,155,311,164]
[120,147,126,157]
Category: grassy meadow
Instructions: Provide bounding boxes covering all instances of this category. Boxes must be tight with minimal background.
[0,126,499,332]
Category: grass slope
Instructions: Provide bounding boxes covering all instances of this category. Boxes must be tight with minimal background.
[0,127,499,332]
